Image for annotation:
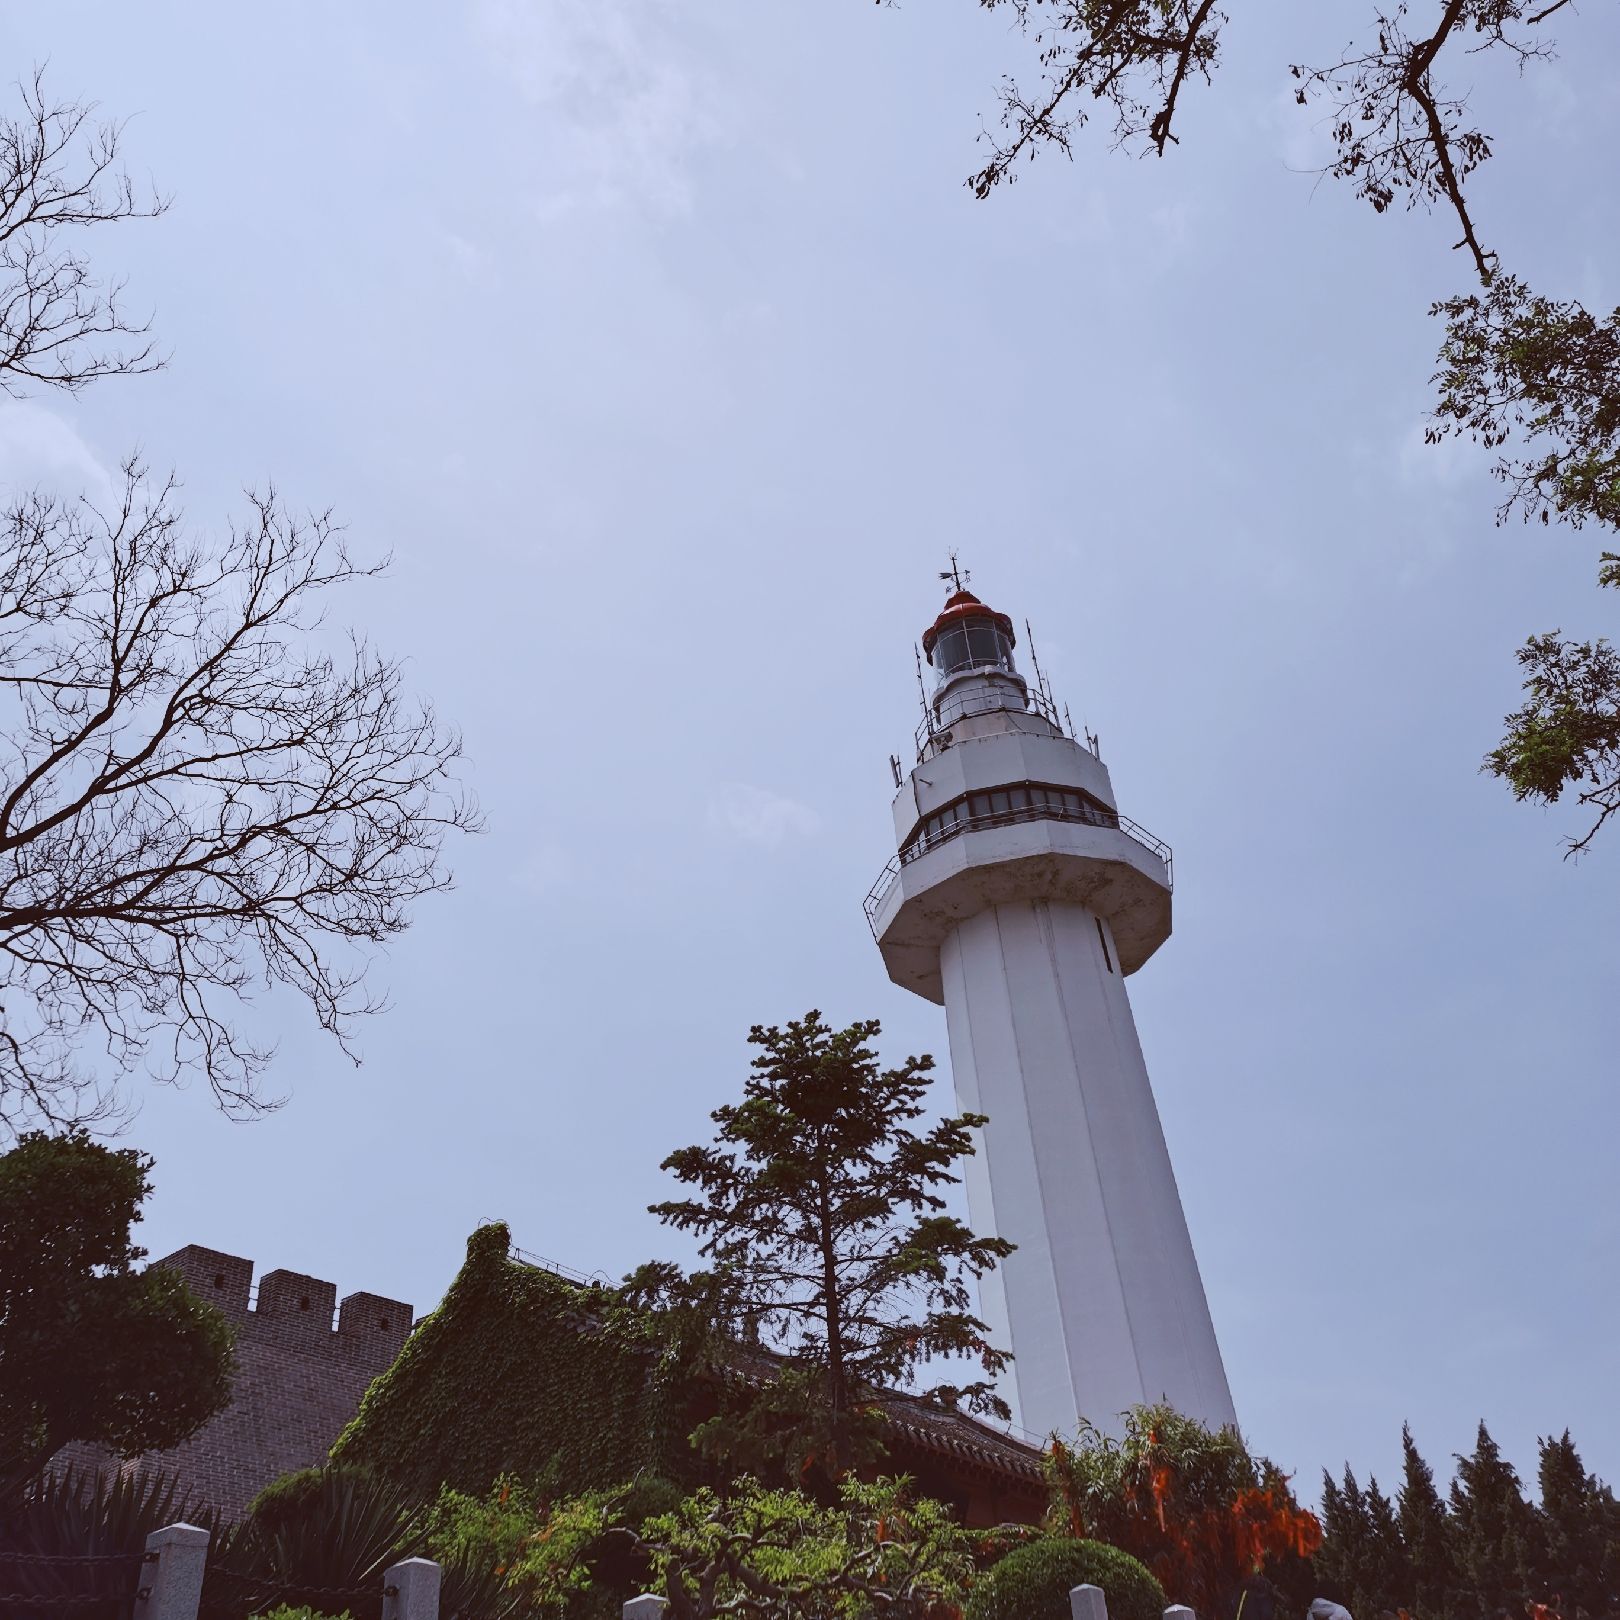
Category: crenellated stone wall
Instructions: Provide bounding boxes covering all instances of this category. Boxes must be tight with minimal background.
[53,1243,412,1520]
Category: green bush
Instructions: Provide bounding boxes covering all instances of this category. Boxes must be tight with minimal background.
[247,1466,351,1536]
[967,1537,1166,1620]
[259,1608,352,1620]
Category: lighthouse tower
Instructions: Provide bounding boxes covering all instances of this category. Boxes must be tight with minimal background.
[866,581,1237,1441]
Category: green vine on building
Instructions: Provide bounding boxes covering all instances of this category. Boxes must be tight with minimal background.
[331,1222,693,1500]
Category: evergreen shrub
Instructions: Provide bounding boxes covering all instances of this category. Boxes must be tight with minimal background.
[967,1537,1166,1620]
[247,1465,374,1536]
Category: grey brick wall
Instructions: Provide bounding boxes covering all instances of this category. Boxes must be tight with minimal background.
[53,1244,412,1521]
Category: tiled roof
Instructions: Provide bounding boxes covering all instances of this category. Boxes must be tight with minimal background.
[713,1337,1045,1484]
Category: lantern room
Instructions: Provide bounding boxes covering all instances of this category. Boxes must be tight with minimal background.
[921,590,1018,685]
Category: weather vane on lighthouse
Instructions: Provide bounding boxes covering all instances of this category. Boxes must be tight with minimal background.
[864,575,1237,1441]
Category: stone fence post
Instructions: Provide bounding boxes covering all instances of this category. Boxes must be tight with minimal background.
[624,1596,670,1620]
[132,1522,209,1620]
[1166,1605,1198,1620]
[383,1555,442,1620]
[1071,1584,1109,1620]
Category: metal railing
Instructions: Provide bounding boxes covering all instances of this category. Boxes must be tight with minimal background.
[914,668,1066,756]
[506,1237,616,1290]
[864,801,1172,936]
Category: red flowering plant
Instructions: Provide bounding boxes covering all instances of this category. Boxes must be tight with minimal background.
[1043,1406,1321,1620]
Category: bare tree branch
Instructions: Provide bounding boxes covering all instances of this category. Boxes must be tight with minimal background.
[0,66,169,395]
[0,462,481,1134]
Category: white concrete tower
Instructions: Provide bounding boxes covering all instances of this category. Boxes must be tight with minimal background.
[866,581,1237,1442]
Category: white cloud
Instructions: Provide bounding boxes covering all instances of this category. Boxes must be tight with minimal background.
[707,783,820,849]
[473,0,722,219]
[0,401,118,506]
[441,231,495,285]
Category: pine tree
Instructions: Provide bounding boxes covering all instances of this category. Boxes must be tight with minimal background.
[631,1011,1013,1481]
[1533,1430,1620,1619]
[1451,1423,1537,1620]
[1399,1424,1461,1620]
[1365,1474,1415,1614]
[1318,1467,1407,1615]
[1316,1470,1360,1607]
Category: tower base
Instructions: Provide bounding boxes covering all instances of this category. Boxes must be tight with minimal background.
[939,898,1237,1440]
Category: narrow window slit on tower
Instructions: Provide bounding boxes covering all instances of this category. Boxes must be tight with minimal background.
[1096,918,1114,973]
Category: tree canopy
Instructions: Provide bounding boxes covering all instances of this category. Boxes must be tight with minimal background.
[924,0,1620,852]
[0,1131,234,1497]
[431,1473,976,1620]
[1318,1419,1620,1619]
[0,71,479,1130]
[0,68,167,395]
[627,1011,1012,1482]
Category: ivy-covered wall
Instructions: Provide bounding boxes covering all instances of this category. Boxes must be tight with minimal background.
[331,1223,689,1499]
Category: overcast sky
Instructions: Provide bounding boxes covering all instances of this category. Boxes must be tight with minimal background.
[4,2,1617,1503]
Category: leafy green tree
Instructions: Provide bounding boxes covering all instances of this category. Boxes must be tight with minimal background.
[442,1474,974,1620]
[1531,1430,1620,1619]
[907,2,1620,850]
[426,1469,685,1619]
[0,1132,234,1495]
[628,1011,1012,1481]
[1450,1423,1537,1620]
[1483,557,1620,855]
[1398,1424,1461,1620]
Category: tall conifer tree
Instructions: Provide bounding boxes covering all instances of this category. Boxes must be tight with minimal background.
[1533,1430,1620,1619]
[1450,1423,1536,1620]
[632,1011,1012,1481]
[1365,1475,1414,1613]
[1399,1423,1460,1620]
[1318,1467,1408,1615]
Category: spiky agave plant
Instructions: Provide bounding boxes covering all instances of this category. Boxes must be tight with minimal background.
[0,1464,220,1619]
[205,1467,522,1620]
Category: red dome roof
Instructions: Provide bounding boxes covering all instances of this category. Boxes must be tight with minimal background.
[921,590,1016,659]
